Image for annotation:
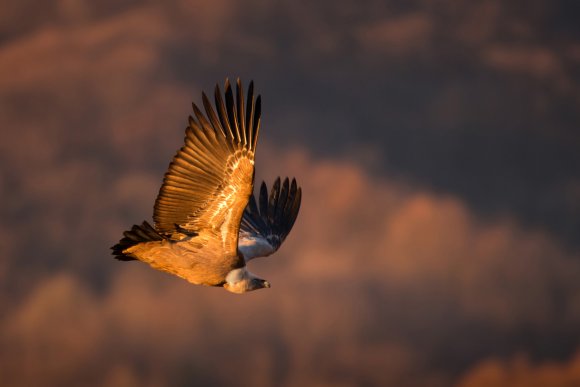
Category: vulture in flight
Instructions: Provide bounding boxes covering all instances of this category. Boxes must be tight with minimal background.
[111,79,301,293]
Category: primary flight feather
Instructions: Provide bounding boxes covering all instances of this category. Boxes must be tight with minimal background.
[111,79,301,293]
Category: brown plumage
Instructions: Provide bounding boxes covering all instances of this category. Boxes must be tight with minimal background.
[112,79,302,293]
[112,79,265,292]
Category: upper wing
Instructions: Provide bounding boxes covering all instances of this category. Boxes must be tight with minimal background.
[238,177,302,261]
[154,79,261,255]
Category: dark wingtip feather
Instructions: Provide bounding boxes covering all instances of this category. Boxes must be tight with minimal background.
[287,186,302,234]
[214,82,235,140]
[236,79,247,145]
[245,81,257,148]
[275,178,290,226]
[259,181,268,216]
[252,95,261,151]
[268,177,281,223]
[224,79,241,143]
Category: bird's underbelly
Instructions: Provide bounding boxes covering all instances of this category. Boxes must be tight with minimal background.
[127,240,239,286]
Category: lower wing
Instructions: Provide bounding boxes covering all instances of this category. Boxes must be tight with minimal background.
[238,177,302,261]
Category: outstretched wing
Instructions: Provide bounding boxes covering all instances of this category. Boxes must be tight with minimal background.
[154,79,261,256]
[238,177,302,261]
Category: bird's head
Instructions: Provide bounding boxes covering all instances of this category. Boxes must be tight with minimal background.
[223,267,271,294]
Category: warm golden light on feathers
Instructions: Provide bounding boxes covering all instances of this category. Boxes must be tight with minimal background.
[111,79,301,293]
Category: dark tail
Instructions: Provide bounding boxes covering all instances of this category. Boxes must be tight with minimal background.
[111,221,165,261]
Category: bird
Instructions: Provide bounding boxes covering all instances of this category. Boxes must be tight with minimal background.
[111,79,301,294]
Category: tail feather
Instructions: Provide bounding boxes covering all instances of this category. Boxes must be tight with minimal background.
[111,221,164,261]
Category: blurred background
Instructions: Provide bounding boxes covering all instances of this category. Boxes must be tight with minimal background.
[1,1,579,386]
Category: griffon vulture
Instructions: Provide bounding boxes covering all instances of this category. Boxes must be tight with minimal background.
[111,79,301,294]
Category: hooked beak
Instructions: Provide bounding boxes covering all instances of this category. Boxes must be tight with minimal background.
[262,280,271,288]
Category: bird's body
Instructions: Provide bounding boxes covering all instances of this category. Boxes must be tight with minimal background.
[122,234,242,286]
[112,79,301,293]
